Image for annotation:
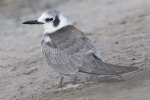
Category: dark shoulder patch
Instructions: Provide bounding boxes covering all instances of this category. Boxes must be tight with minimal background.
[93,54,102,61]
[46,42,57,48]
[53,16,60,27]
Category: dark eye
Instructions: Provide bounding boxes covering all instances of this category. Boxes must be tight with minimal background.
[45,18,53,22]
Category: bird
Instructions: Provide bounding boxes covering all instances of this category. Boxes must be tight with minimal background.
[22,10,138,87]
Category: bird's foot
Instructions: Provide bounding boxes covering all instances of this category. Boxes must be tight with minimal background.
[71,76,77,85]
[58,83,63,88]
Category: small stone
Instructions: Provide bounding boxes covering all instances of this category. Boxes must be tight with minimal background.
[115,41,118,44]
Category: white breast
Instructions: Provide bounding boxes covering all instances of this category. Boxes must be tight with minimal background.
[44,36,51,43]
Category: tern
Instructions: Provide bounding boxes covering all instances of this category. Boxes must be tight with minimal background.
[23,10,138,87]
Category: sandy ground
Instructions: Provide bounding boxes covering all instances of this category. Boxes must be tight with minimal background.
[0,0,150,100]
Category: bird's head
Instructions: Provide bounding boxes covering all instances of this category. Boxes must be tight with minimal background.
[22,10,72,33]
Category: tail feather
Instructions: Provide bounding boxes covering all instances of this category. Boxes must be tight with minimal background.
[90,61,138,75]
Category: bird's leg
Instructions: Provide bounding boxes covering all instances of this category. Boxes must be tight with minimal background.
[58,77,64,88]
[115,75,126,81]
[116,74,123,78]
[72,76,77,84]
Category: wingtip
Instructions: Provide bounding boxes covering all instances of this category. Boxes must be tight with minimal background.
[126,66,139,72]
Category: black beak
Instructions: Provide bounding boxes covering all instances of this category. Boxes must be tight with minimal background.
[22,20,44,24]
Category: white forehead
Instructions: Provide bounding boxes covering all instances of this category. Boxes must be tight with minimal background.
[38,10,71,24]
[38,11,56,22]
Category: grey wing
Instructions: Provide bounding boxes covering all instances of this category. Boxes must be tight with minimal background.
[41,33,82,75]
[77,34,138,75]
[41,31,100,75]
[41,30,138,75]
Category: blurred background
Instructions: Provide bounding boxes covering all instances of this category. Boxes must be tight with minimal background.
[0,0,150,100]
